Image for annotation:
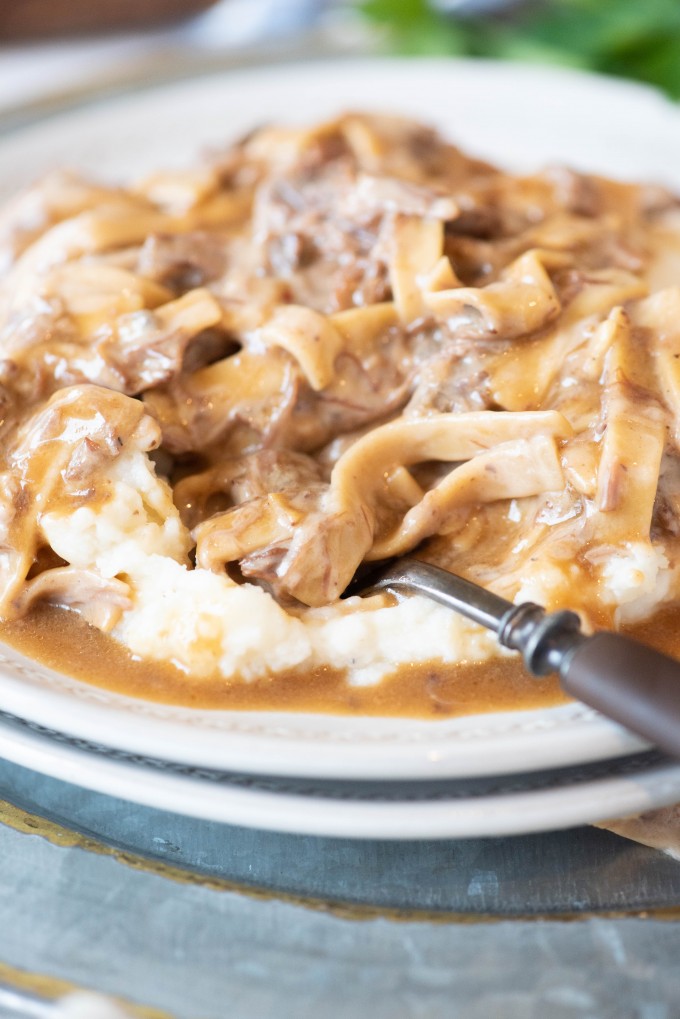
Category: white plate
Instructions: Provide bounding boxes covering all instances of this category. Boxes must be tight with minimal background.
[1,710,679,839]
[0,58,677,782]
[0,640,647,779]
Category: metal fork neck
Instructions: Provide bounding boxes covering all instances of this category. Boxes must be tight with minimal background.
[368,558,585,677]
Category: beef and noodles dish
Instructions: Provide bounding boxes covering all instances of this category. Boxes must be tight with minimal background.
[1,112,680,716]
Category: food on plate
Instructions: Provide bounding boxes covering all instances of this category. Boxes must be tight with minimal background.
[1,112,680,706]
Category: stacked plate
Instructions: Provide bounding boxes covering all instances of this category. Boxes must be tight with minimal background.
[2,59,680,839]
[1,633,680,838]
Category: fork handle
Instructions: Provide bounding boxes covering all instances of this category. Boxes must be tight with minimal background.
[367,560,680,758]
[499,603,680,758]
[559,633,680,758]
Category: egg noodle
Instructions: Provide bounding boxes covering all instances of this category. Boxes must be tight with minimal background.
[0,113,679,683]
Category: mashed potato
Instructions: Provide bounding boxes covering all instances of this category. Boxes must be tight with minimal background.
[41,447,499,681]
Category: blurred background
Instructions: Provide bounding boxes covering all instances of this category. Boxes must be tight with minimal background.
[2,0,679,121]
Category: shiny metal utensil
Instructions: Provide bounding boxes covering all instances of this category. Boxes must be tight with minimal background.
[359,557,680,758]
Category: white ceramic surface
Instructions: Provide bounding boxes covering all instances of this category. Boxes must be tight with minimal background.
[1,711,678,839]
[0,640,648,779]
[0,59,677,783]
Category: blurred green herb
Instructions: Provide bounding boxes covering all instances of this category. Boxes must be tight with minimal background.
[358,0,680,98]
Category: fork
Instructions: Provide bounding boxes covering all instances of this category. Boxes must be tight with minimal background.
[356,558,680,758]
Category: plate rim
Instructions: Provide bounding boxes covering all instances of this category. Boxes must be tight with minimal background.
[0,711,677,839]
[0,641,648,779]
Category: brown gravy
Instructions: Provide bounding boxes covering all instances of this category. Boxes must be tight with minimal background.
[1,603,678,719]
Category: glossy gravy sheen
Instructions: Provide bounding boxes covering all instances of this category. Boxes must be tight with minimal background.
[2,604,679,719]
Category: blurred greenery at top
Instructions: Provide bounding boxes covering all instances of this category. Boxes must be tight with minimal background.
[359,0,680,98]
